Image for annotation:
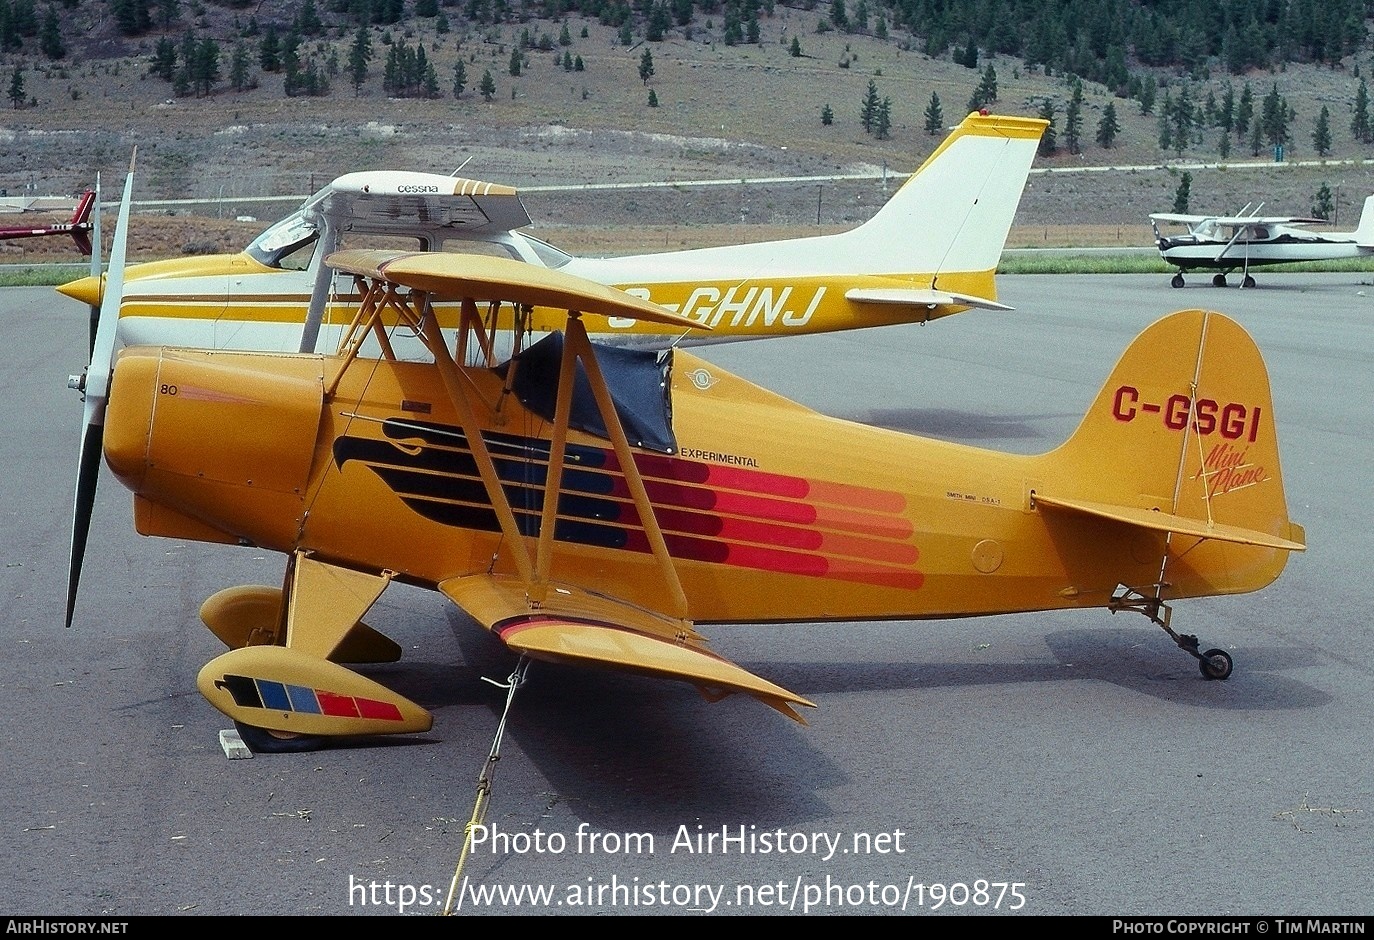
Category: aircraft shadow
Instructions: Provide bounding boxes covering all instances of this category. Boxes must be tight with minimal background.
[750,627,1330,711]
[356,615,1331,829]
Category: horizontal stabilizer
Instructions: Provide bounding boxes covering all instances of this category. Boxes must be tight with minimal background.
[1033,493,1307,552]
[845,286,1013,312]
[441,575,814,722]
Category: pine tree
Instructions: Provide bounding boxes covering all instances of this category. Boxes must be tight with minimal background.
[1037,99,1057,155]
[1353,80,1371,144]
[874,97,891,139]
[923,91,943,135]
[39,7,64,59]
[348,26,371,95]
[639,48,654,84]
[789,36,802,57]
[968,64,997,111]
[648,88,658,107]
[1171,85,1193,155]
[1095,101,1119,148]
[7,66,23,109]
[821,103,833,125]
[1312,183,1334,220]
[1235,82,1253,139]
[453,60,467,97]
[192,37,220,97]
[1313,106,1332,157]
[1260,83,1289,150]
[1064,79,1083,154]
[508,47,522,77]
[260,24,280,73]
[479,68,496,101]
[229,42,253,91]
[860,79,879,133]
[1172,172,1191,214]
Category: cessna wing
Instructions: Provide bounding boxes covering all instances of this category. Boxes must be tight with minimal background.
[1148,212,1327,228]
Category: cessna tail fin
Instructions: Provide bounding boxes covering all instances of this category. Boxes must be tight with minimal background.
[1352,194,1374,248]
[568,111,1045,313]
[836,111,1047,283]
[1034,309,1304,601]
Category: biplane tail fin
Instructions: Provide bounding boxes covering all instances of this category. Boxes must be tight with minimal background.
[1034,309,1304,599]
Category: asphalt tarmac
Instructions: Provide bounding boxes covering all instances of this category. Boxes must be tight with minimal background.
[2,273,1370,916]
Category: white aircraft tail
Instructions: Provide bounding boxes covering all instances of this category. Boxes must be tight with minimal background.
[1352,194,1374,248]
[831,111,1047,279]
[568,112,1046,299]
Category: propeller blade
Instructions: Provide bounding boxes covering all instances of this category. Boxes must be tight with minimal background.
[86,174,101,357]
[66,151,135,629]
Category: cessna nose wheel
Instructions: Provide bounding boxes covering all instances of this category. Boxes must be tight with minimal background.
[1170,273,1185,288]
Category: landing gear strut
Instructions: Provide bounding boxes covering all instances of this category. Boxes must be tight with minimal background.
[1109,585,1234,680]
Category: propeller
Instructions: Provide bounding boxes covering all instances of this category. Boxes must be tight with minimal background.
[65,149,136,629]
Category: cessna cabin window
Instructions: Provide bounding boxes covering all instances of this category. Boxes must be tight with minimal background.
[245,213,319,271]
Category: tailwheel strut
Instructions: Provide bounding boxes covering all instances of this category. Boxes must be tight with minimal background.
[1108,585,1233,680]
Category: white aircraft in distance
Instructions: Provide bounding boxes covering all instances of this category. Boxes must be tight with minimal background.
[58,111,1045,357]
[1150,195,1374,288]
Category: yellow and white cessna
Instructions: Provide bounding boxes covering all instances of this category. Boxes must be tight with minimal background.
[58,112,1045,356]
[73,238,1305,753]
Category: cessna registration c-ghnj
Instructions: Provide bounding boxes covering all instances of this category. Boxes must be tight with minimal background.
[68,155,1305,758]
[57,111,1045,356]
[1151,195,1374,288]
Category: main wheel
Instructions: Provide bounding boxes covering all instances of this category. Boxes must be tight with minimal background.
[233,720,327,753]
[1199,648,1233,681]
[1171,273,1185,288]
[1212,274,1227,287]
[1242,275,1256,289]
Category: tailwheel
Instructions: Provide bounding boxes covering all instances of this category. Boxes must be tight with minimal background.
[1199,648,1234,681]
[1170,273,1185,288]
[1242,274,1256,289]
[233,720,327,754]
[1212,274,1227,287]
[1109,585,1235,680]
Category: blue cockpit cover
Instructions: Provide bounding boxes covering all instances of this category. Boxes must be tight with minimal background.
[501,332,677,454]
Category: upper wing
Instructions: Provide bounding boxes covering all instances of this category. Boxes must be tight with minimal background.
[440,575,815,722]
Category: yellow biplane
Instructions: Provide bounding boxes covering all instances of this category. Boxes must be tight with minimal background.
[68,193,1306,753]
